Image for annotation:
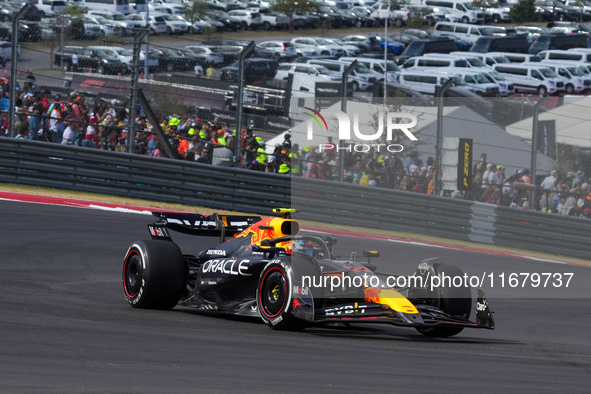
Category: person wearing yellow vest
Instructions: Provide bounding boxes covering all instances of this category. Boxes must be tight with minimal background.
[253,141,268,171]
[359,172,369,185]
[289,151,299,175]
[277,144,292,175]
[278,163,291,174]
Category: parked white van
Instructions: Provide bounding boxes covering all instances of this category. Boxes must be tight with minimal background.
[492,63,564,95]
[458,52,510,67]
[541,58,591,74]
[531,61,591,94]
[399,69,473,95]
[424,52,490,69]
[486,52,541,63]
[33,0,66,16]
[424,0,483,24]
[275,63,338,81]
[433,22,498,43]
[538,50,591,64]
[479,69,514,96]
[305,59,377,91]
[340,56,401,82]
[439,68,500,96]
[401,55,470,69]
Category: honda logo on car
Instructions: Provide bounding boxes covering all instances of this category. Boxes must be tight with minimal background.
[202,259,252,276]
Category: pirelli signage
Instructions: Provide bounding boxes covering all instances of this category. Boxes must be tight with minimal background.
[457,138,473,191]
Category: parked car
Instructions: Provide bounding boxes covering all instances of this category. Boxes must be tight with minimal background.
[259,11,290,30]
[54,46,127,74]
[87,11,140,36]
[126,13,168,35]
[105,46,159,71]
[227,9,263,30]
[397,38,458,64]
[258,41,298,59]
[291,37,345,57]
[160,13,191,35]
[184,46,225,67]
[220,57,279,82]
[492,63,565,95]
[206,10,242,31]
[275,63,339,81]
[151,0,185,14]
[341,34,384,53]
[149,48,194,71]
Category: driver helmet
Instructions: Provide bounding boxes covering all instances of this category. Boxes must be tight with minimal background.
[292,240,314,256]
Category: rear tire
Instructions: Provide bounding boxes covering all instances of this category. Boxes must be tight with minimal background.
[257,259,307,331]
[415,263,472,337]
[123,240,185,310]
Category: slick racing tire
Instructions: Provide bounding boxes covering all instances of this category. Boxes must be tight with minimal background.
[416,263,472,338]
[123,240,185,310]
[257,259,307,331]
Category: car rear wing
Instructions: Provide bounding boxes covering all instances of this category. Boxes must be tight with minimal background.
[150,212,262,242]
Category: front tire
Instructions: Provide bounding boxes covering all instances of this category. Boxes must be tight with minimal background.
[257,259,306,331]
[123,240,185,310]
[538,85,548,96]
[565,84,574,94]
[415,263,472,337]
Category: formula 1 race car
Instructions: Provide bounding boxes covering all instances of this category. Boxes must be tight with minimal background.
[122,209,495,337]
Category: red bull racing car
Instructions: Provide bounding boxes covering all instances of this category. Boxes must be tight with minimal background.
[123,209,495,337]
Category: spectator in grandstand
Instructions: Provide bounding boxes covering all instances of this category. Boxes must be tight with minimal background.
[405,152,419,174]
[82,117,99,148]
[61,118,75,145]
[572,170,586,189]
[28,104,42,140]
[540,170,558,191]
[148,134,158,157]
[472,153,487,188]
[561,191,578,216]
[491,165,505,185]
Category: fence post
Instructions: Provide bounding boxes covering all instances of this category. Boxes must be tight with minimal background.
[8,3,30,138]
[531,96,548,209]
[339,60,357,183]
[144,5,150,80]
[234,41,255,167]
[128,29,150,154]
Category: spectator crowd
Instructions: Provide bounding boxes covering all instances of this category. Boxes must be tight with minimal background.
[3,82,590,219]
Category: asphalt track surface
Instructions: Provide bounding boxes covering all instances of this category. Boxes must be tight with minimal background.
[1,199,591,393]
